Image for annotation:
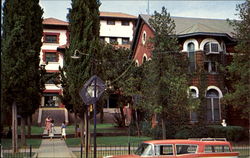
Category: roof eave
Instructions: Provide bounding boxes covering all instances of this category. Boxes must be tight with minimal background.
[177,32,236,42]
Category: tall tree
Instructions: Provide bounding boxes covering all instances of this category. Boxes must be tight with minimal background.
[2,0,43,149]
[140,7,190,139]
[64,0,100,145]
[223,1,250,119]
[24,0,44,138]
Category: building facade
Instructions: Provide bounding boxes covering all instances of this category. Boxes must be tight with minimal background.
[100,12,137,48]
[40,18,69,108]
[131,15,245,125]
[37,18,69,125]
[37,12,137,125]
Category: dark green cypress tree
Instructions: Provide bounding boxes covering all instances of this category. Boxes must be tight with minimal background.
[25,0,44,138]
[2,0,43,147]
[63,0,100,144]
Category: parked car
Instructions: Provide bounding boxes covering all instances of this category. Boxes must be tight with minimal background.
[104,138,239,158]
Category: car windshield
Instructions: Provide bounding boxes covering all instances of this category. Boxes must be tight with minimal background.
[134,143,153,156]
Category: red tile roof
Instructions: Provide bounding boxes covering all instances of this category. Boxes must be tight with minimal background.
[100,12,137,19]
[43,18,68,26]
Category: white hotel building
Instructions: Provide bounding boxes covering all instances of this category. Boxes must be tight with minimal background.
[37,12,137,124]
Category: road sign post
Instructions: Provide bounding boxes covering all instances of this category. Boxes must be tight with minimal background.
[79,75,105,158]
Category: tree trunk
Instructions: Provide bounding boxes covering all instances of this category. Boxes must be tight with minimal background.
[74,113,77,137]
[135,110,140,136]
[80,117,85,146]
[119,107,125,127]
[27,116,31,138]
[12,101,18,153]
[84,110,91,158]
[20,116,26,146]
[162,117,166,139]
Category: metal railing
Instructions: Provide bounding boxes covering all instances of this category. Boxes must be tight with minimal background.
[69,143,139,158]
[1,143,249,158]
[0,145,34,158]
[232,144,250,158]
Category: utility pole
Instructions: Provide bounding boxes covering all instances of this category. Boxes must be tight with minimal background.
[147,0,150,15]
[12,101,18,153]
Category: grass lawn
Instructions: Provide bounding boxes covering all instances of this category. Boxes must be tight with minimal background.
[66,136,152,147]
[66,123,124,134]
[1,138,42,148]
[3,126,44,135]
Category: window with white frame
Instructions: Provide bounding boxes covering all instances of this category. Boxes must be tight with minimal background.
[121,21,129,26]
[109,37,118,44]
[45,52,58,62]
[188,42,196,72]
[206,89,221,122]
[44,33,59,43]
[189,88,198,122]
[204,42,219,54]
[44,93,59,107]
[122,38,129,44]
[107,20,115,25]
[204,60,217,73]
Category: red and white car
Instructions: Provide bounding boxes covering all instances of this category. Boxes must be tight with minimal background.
[104,138,239,158]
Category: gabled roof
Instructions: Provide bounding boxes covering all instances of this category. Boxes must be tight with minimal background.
[100,11,137,19]
[131,14,236,54]
[139,14,235,37]
[43,18,69,26]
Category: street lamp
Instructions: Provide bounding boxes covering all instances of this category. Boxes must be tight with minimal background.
[71,49,87,59]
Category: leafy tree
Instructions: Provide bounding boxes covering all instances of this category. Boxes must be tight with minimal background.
[223,1,250,119]
[96,43,133,125]
[140,7,190,139]
[2,0,43,148]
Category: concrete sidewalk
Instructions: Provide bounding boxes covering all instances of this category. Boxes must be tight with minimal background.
[34,127,76,158]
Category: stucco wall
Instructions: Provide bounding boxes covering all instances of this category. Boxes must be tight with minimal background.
[100,20,134,44]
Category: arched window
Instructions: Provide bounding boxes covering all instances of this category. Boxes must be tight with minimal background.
[204,42,219,54]
[206,89,221,122]
[142,31,147,45]
[142,54,148,63]
[188,42,195,72]
[189,87,198,122]
[190,89,197,98]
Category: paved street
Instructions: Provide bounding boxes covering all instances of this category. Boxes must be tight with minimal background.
[35,127,76,158]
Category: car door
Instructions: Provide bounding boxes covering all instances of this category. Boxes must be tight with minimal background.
[153,144,176,158]
[175,144,199,158]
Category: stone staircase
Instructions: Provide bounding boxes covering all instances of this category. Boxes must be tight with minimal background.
[39,108,67,126]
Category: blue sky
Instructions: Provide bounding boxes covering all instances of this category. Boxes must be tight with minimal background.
[39,0,243,21]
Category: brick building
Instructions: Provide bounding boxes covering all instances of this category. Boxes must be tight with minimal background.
[131,14,247,126]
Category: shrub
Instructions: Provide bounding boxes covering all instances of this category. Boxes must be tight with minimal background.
[174,125,208,139]
[174,125,244,141]
[140,121,162,139]
[175,128,192,139]
[207,125,244,141]
[113,113,124,127]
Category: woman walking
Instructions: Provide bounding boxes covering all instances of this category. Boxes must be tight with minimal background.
[45,116,51,136]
